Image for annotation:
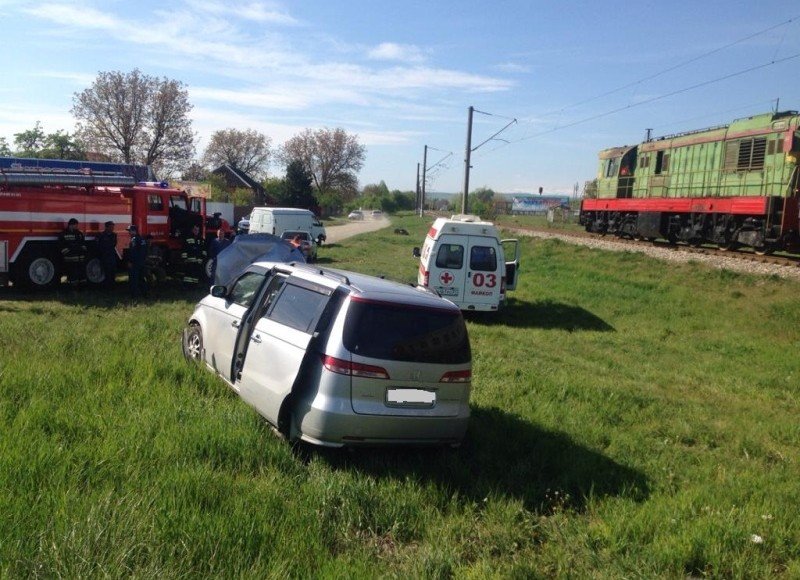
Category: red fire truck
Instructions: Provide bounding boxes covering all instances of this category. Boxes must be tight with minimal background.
[0,166,229,288]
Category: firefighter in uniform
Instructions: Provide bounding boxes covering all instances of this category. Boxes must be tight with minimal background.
[181,225,206,286]
[127,225,148,298]
[97,220,118,289]
[59,217,87,286]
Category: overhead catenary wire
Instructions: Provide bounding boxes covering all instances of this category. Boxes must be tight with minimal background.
[506,51,800,145]
[534,13,800,120]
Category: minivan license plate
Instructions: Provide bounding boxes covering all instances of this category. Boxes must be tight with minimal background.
[386,388,436,407]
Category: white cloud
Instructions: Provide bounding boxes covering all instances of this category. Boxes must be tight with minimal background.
[368,42,426,63]
[184,0,299,25]
[496,62,531,73]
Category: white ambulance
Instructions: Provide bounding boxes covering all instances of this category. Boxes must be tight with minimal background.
[414,215,520,312]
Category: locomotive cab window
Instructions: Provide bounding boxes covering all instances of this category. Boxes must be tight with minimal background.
[654,151,669,174]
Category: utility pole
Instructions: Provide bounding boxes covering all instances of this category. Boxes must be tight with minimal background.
[421,145,428,217]
[645,128,653,142]
[462,105,474,214]
[415,163,421,214]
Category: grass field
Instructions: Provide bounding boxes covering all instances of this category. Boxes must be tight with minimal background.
[1,213,799,577]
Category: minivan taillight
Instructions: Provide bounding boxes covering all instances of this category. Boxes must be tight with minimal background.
[322,355,390,379]
[439,369,471,383]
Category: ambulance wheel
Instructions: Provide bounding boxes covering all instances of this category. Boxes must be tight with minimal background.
[182,324,204,362]
[85,257,105,284]
[20,255,59,288]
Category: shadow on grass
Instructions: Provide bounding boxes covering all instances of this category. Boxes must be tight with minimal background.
[0,280,208,309]
[466,298,614,332]
[310,406,648,513]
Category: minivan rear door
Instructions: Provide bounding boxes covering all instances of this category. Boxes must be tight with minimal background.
[237,277,335,426]
[465,236,501,307]
[501,238,520,291]
[428,234,467,303]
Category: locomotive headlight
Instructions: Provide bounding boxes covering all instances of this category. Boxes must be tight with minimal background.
[786,153,798,164]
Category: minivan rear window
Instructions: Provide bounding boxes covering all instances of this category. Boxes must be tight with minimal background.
[343,299,470,363]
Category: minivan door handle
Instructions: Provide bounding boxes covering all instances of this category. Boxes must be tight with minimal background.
[251,334,262,344]
[231,320,240,328]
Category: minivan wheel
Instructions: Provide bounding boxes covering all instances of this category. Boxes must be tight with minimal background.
[183,324,203,362]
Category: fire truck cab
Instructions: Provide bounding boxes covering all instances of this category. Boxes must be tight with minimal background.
[0,161,228,289]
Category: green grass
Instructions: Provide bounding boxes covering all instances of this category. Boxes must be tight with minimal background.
[494,213,584,232]
[1,212,799,577]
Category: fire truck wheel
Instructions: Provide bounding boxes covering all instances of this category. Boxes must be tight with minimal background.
[182,324,203,362]
[22,256,59,288]
[85,257,105,284]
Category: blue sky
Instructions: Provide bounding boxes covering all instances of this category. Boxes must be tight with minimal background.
[2,0,799,194]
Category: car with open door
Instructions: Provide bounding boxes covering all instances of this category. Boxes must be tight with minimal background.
[182,262,472,447]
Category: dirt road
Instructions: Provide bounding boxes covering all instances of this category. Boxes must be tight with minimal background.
[324,216,391,244]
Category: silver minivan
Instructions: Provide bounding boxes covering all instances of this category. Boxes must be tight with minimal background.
[183,262,472,447]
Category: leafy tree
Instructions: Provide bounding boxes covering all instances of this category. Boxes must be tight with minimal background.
[362,180,390,198]
[204,173,230,202]
[41,130,85,160]
[282,161,317,209]
[181,162,207,181]
[392,190,416,211]
[202,128,272,179]
[262,177,287,205]
[0,137,10,157]
[72,69,194,170]
[230,187,255,206]
[280,127,365,198]
[13,122,46,157]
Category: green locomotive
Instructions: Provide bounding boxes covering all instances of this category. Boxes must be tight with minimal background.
[580,110,800,253]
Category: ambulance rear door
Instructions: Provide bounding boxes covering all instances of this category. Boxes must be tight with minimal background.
[464,236,502,308]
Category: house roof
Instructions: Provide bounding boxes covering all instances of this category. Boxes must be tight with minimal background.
[212,164,263,191]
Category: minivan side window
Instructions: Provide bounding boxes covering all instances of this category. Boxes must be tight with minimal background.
[470,246,497,271]
[435,244,464,269]
[266,282,330,333]
[229,272,265,307]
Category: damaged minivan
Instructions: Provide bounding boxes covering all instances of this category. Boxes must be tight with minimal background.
[182,262,472,447]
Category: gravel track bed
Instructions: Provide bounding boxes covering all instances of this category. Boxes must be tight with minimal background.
[506,228,800,282]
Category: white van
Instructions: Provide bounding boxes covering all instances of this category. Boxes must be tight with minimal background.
[414,215,520,312]
[248,207,327,245]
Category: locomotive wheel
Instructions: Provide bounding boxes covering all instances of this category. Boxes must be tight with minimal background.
[754,244,774,256]
[718,240,737,252]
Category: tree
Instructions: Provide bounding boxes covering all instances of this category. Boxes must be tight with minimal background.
[0,138,10,157]
[13,122,46,157]
[72,69,195,171]
[280,128,365,197]
[181,162,208,181]
[202,128,272,179]
[281,161,317,209]
[41,130,85,160]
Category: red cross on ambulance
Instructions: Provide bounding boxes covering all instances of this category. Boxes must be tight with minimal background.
[440,271,454,285]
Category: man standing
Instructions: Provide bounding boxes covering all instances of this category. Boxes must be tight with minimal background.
[181,224,206,286]
[208,228,231,284]
[59,218,87,287]
[127,224,148,298]
[97,220,118,290]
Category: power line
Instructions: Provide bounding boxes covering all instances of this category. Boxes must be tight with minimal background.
[509,51,800,144]
[534,13,800,121]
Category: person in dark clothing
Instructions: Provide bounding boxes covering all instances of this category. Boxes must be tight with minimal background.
[208,228,231,284]
[59,218,87,287]
[181,225,206,286]
[127,224,148,298]
[97,220,118,290]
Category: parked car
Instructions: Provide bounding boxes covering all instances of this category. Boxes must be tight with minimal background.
[348,210,364,220]
[182,262,472,447]
[237,215,250,234]
[371,209,382,218]
[280,230,317,262]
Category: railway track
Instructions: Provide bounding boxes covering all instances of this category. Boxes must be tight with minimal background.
[503,225,800,279]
